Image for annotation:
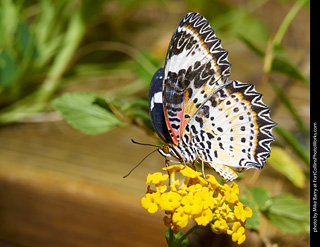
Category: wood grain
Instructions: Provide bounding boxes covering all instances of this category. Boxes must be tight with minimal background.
[0,122,166,247]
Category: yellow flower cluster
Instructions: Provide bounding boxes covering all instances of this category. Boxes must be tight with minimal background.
[141,165,252,245]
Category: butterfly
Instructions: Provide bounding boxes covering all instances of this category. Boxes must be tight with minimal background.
[148,12,277,181]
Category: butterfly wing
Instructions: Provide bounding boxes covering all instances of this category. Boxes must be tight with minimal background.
[181,80,277,180]
[163,12,231,145]
[149,68,173,143]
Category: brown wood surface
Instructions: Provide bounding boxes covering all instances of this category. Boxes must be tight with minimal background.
[0,122,167,247]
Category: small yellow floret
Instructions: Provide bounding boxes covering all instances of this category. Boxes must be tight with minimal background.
[194,208,213,226]
[234,202,253,223]
[159,191,181,211]
[232,222,246,245]
[141,192,160,213]
[172,207,190,228]
[146,172,168,185]
[141,165,252,245]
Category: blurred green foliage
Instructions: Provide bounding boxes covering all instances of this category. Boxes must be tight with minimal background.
[241,187,310,234]
[0,0,310,242]
[0,0,105,122]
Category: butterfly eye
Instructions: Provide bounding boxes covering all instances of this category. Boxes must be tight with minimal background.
[162,146,170,154]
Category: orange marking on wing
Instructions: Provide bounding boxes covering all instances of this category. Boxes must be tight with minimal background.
[163,106,178,145]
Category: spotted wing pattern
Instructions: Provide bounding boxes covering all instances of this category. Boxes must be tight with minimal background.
[149,12,276,181]
[163,12,231,145]
[179,80,276,180]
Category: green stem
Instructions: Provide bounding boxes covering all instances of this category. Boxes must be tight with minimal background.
[39,9,86,102]
[168,228,175,246]
[273,0,308,47]
[260,0,307,91]
[176,225,200,246]
[166,225,200,247]
[72,41,158,76]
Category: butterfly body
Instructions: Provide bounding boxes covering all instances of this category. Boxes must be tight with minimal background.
[148,12,276,181]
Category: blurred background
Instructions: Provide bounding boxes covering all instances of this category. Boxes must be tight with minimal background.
[0,0,310,246]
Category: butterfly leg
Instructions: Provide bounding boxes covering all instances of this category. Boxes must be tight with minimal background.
[164,158,184,186]
[164,157,170,168]
[195,154,207,179]
[182,160,187,169]
[163,158,173,187]
[191,159,198,172]
[201,159,207,180]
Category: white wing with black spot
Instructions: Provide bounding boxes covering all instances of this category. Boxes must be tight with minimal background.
[162,12,231,145]
[180,80,276,180]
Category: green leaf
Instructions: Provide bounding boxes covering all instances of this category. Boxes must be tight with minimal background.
[214,9,269,43]
[122,99,149,112]
[239,194,260,230]
[271,57,310,85]
[16,21,39,70]
[128,109,150,121]
[246,187,271,211]
[264,194,310,234]
[165,227,189,247]
[268,146,306,188]
[237,34,264,58]
[270,80,308,137]
[165,227,172,245]
[134,51,158,87]
[16,21,32,55]
[80,0,106,23]
[47,9,85,80]
[0,50,19,87]
[53,93,127,135]
[0,0,19,45]
[275,127,310,167]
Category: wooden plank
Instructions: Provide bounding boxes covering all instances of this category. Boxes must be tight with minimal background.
[0,122,167,247]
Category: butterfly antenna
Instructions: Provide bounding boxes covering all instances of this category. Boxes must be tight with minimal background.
[131,139,160,148]
[123,148,159,178]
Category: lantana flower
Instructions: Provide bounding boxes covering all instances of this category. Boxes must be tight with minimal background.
[141,165,253,245]
[231,222,247,245]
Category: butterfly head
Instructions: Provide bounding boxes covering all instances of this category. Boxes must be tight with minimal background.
[158,145,182,161]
